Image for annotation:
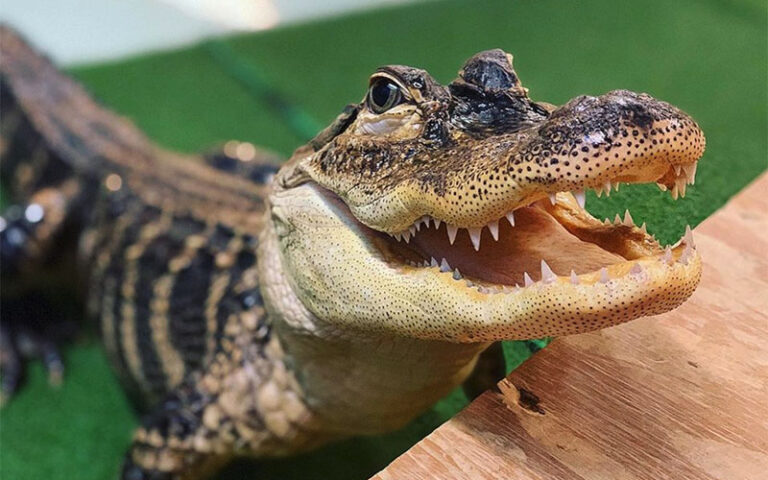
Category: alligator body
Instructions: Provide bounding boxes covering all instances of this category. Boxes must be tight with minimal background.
[0,26,705,479]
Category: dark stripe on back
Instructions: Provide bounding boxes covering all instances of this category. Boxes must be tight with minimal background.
[133,231,186,398]
[106,203,162,400]
[167,248,214,374]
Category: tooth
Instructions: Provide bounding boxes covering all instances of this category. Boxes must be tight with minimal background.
[453,268,462,280]
[670,184,679,200]
[523,272,534,287]
[599,268,609,283]
[630,263,643,275]
[604,181,612,196]
[684,225,695,247]
[574,190,586,208]
[674,165,682,176]
[394,233,402,242]
[680,244,693,265]
[409,225,417,236]
[541,260,557,283]
[614,214,622,225]
[440,258,451,272]
[549,193,557,205]
[468,228,482,251]
[657,183,668,192]
[514,284,521,293]
[433,218,441,229]
[447,225,458,244]
[623,210,634,226]
[403,231,411,243]
[505,211,516,227]
[487,220,499,241]
[613,181,620,192]
[640,222,647,234]
[683,163,697,184]
[604,218,611,225]
[675,178,687,198]
[430,257,438,268]
[663,246,672,264]
[570,270,579,285]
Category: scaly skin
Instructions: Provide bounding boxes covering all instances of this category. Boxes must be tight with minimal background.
[0,28,704,479]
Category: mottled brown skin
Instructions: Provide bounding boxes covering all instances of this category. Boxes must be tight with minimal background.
[0,27,705,480]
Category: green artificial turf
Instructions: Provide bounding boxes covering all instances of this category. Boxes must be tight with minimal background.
[1,0,766,478]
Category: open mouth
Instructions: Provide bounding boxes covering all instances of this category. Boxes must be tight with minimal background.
[364,161,699,294]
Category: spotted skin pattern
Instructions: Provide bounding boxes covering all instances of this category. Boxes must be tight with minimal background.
[0,28,705,479]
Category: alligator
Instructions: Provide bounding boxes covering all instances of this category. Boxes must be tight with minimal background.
[0,25,705,479]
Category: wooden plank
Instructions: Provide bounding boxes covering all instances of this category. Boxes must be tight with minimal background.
[373,173,768,480]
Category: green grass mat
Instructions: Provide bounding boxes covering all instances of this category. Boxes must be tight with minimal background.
[1,0,766,478]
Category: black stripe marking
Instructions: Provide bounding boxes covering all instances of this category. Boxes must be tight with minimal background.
[167,249,215,374]
[106,204,162,404]
[134,232,186,398]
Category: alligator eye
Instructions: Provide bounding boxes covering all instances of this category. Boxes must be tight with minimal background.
[367,78,403,114]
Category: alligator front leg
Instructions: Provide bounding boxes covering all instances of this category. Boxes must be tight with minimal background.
[122,328,317,480]
[121,376,229,480]
[0,180,83,401]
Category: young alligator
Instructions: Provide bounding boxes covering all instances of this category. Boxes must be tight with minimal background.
[0,26,705,479]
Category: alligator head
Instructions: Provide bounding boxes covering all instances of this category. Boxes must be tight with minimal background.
[265,49,705,343]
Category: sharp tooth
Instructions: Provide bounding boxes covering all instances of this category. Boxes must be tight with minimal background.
[670,184,679,200]
[574,190,586,208]
[684,225,695,247]
[468,228,482,251]
[680,244,693,265]
[549,193,557,205]
[614,214,622,225]
[452,268,462,280]
[623,210,634,226]
[487,220,499,241]
[599,268,609,283]
[675,177,687,198]
[430,257,439,268]
[523,272,534,287]
[434,218,441,229]
[674,165,682,176]
[640,222,647,234]
[394,233,402,242]
[663,246,672,264]
[409,225,417,236]
[514,284,521,293]
[613,181,621,192]
[604,181,612,196]
[683,163,697,184]
[540,260,557,283]
[657,183,668,192]
[505,211,516,227]
[604,218,611,225]
[403,231,411,243]
[447,225,458,244]
[595,186,603,197]
[570,270,579,285]
[440,258,451,272]
[630,263,643,275]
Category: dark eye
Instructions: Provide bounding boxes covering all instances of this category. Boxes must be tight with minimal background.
[367,78,403,113]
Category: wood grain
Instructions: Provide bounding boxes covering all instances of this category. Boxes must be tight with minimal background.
[373,173,768,480]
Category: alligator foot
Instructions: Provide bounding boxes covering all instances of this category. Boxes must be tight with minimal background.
[0,293,74,405]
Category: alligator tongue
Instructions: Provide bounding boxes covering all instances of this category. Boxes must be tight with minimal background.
[410,205,624,285]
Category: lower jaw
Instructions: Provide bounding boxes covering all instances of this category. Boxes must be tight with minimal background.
[373,198,688,289]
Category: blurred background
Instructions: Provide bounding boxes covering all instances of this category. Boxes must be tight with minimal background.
[0,1,766,479]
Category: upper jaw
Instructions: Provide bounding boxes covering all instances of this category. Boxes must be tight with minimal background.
[348,89,705,236]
